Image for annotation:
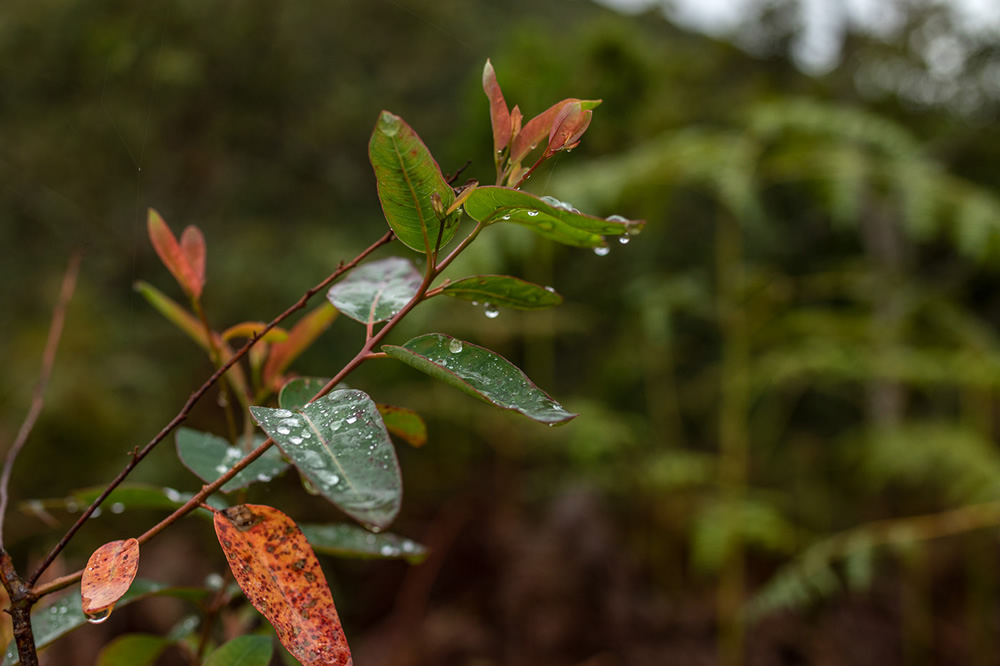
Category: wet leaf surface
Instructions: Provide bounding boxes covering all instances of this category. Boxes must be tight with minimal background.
[464,186,644,248]
[176,428,290,492]
[327,257,421,324]
[251,390,401,530]
[440,275,563,310]
[383,333,576,424]
[300,523,429,563]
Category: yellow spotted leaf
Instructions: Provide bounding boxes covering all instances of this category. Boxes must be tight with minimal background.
[80,539,140,622]
[213,504,352,666]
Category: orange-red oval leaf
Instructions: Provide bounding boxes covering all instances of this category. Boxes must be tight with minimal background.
[214,504,352,666]
[147,209,205,301]
[80,539,140,622]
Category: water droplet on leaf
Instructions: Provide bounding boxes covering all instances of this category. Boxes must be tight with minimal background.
[501,214,511,220]
[527,210,539,217]
[85,607,113,624]
[593,245,611,257]
[448,339,463,354]
[277,427,290,435]
[606,214,628,223]
[484,303,500,319]
[618,234,631,245]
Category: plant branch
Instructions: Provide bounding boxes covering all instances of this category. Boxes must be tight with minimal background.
[0,251,82,547]
[27,232,394,588]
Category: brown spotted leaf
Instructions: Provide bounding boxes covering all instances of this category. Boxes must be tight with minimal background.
[80,539,140,622]
[214,504,352,666]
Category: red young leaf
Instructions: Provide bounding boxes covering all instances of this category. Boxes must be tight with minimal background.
[509,98,602,168]
[214,504,352,666]
[483,59,511,155]
[179,225,206,299]
[147,209,205,301]
[80,539,140,622]
[545,101,593,156]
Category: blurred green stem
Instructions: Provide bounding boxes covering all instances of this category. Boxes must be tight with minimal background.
[716,209,749,666]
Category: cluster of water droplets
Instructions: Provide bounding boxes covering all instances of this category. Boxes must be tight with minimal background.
[540,195,580,214]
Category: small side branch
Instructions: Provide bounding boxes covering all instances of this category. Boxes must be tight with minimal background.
[0,251,82,546]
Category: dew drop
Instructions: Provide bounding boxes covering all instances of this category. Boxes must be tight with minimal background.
[593,245,611,257]
[618,234,631,245]
[501,214,511,220]
[346,416,358,425]
[527,210,539,217]
[110,502,125,514]
[484,303,500,319]
[274,409,293,418]
[215,465,228,474]
[204,573,224,590]
[277,427,291,435]
[289,436,303,445]
[606,214,628,223]
[448,339,463,354]
[380,544,397,557]
[85,607,113,625]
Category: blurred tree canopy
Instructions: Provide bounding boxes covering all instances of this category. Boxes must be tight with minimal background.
[3,0,1000,664]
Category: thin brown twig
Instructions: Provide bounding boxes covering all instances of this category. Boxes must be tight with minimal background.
[0,252,83,546]
[27,232,394,588]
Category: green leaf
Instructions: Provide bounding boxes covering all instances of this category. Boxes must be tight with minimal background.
[440,275,563,310]
[176,429,290,493]
[1,580,182,666]
[382,333,576,424]
[300,523,429,564]
[96,634,170,666]
[464,186,643,248]
[327,257,422,324]
[377,404,427,447]
[133,281,211,352]
[19,484,207,519]
[278,376,332,411]
[369,111,457,253]
[203,635,273,666]
[250,390,402,530]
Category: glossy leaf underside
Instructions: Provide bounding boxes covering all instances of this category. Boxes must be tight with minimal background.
[176,428,290,492]
[327,257,422,324]
[383,333,576,424]
[213,504,352,666]
[80,539,140,619]
[440,275,563,310]
[300,523,429,563]
[251,390,402,530]
[369,111,457,253]
[464,186,644,248]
